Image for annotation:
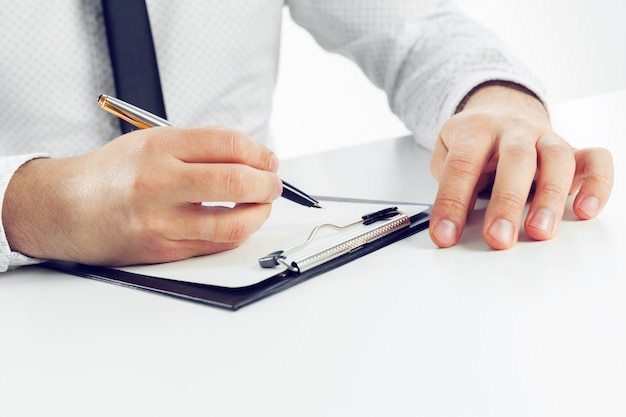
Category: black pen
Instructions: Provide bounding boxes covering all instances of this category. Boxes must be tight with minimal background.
[98,94,322,209]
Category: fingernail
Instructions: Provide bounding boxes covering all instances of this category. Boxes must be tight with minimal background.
[488,218,514,246]
[579,196,600,218]
[433,219,458,246]
[269,154,280,173]
[528,208,555,235]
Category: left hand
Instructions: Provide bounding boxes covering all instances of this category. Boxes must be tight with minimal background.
[429,83,614,249]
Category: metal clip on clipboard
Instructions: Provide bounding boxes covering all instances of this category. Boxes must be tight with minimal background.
[259,207,410,273]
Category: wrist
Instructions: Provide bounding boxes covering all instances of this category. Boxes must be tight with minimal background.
[457,80,546,115]
[2,158,60,259]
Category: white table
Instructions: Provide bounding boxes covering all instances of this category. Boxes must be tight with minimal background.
[1,91,624,417]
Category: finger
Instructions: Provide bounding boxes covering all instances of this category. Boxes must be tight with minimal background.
[144,126,279,172]
[431,139,498,189]
[107,204,272,266]
[162,203,273,243]
[483,135,537,249]
[429,129,494,248]
[172,162,282,204]
[571,148,614,219]
[111,239,241,267]
[524,135,576,241]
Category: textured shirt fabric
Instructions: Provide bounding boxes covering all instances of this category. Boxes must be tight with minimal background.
[0,0,544,271]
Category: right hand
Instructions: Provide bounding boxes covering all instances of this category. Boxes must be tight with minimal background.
[2,126,282,266]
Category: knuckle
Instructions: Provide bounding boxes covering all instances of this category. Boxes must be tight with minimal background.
[445,151,481,178]
[222,169,248,200]
[219,216,251,242]
[542,140,572,156]
[128,140,172,197]
[534,181,568,205]
[493,190,527,211]
[131,170,163,196]
[435,193,468,215]
[466,112,497,128]
[134,133,162,155]
[193,213,248,243]
[506,115,533,129]
[576,147,615,192]
[586,171,614,191]
[214,128,249,160]
[207,205,270,243]
[226,132,247,157]
[503,141,537,165]
[540,141,576,167]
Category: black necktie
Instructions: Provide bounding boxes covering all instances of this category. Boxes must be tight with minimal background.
[101,0,167,133]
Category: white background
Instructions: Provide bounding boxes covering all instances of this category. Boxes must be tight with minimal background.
[270,0,626,158]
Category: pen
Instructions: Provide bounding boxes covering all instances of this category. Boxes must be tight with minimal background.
[98,94,322,209]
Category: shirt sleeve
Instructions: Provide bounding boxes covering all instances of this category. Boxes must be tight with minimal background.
[286,0,546,150]
[0,154,48,272]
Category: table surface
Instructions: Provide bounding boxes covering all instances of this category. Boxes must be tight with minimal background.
[1,90,624,417]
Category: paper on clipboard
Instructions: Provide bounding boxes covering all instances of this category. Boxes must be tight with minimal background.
[116,198,429,288]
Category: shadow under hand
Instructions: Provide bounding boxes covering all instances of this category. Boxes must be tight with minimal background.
[455,207,492,251]
[455,193,584,251]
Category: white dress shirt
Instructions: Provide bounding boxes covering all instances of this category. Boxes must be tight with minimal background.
[0,0,544,271]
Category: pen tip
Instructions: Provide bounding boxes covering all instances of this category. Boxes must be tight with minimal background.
[313,203,324,209]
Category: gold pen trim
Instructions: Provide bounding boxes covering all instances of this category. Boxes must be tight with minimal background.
[98,94,153,129]
[98,94,173,129]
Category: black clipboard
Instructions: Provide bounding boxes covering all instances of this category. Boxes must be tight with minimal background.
[41,197,430,310]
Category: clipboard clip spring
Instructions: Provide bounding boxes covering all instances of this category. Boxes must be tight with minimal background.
[259,207,405,272]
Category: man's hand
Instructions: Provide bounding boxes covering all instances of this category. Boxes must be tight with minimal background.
[429,84,614,249]
[2,126,282,265]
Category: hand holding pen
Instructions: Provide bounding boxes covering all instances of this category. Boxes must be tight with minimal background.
[99,94,322,209]
[4,107,292,266]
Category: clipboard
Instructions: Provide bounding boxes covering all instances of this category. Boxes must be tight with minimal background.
[41,197,431,310]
